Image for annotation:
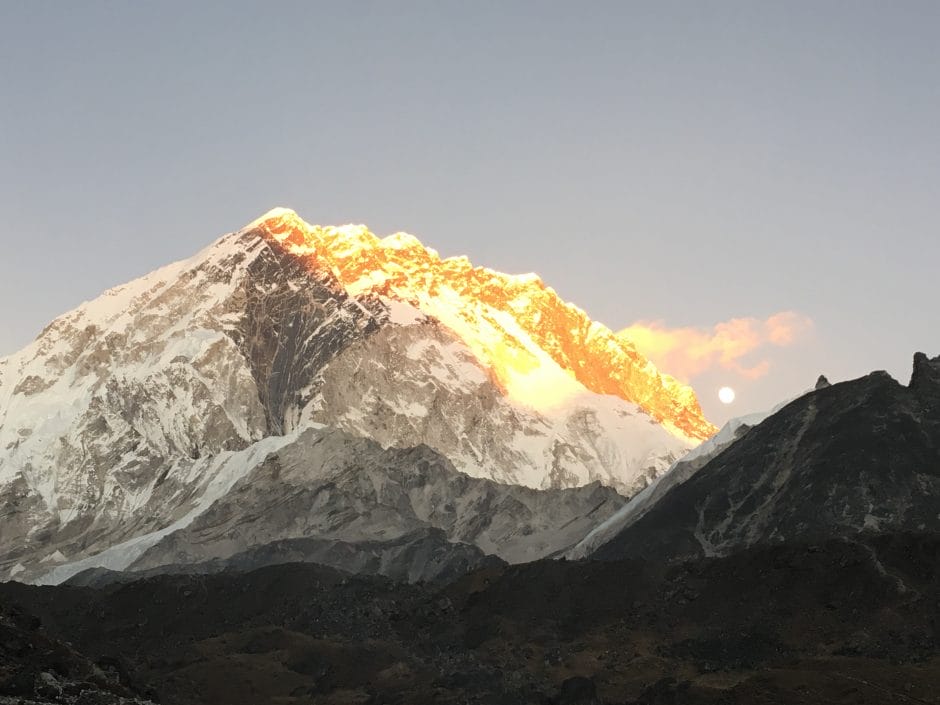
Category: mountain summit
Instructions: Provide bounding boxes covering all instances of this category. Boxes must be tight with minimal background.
[0,209,712,582]
[252,208,715,440]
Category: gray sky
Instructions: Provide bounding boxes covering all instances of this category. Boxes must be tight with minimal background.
[2,1,938,425]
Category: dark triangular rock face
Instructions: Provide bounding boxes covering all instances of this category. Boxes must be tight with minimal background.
[911,351,940,399]
[593,353,940,561]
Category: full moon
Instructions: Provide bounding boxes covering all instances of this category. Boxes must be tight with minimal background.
[718,386,736,404]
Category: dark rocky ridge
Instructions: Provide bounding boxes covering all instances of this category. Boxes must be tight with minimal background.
[594,353,940,562]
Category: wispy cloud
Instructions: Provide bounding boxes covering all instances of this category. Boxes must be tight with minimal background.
[618,311,814,381]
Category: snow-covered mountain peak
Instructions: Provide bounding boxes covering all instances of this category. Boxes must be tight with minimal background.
[244,209,716,442]
[240,206,302,232]
[0,209,712,582]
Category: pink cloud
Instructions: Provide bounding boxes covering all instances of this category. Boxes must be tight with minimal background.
[618,311,813,382]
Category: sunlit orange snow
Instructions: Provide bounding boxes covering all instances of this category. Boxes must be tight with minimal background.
[254,209,718,441]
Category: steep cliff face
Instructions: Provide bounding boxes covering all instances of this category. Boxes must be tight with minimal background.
[0,208,708,582]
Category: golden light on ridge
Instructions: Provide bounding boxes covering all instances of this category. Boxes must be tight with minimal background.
[255,209,719,441]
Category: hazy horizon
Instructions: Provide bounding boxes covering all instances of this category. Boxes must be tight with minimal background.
[3,1,939,425]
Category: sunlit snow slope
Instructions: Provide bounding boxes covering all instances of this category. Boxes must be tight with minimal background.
[257,208,715,442]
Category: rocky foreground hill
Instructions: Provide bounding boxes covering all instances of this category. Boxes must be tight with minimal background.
[2,533,939,705]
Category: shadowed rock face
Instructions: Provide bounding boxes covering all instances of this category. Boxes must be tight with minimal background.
[224,228,386,435]
[594,353,940,562]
